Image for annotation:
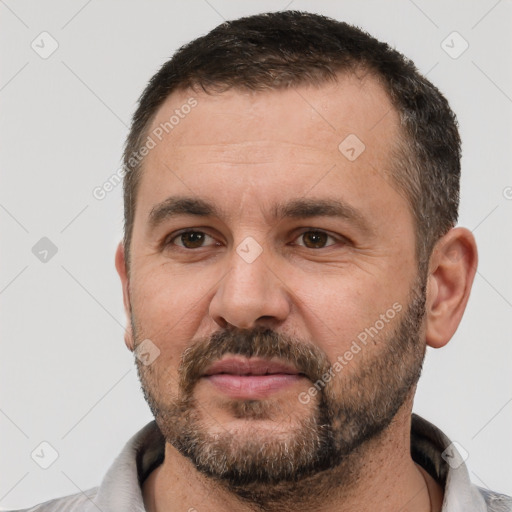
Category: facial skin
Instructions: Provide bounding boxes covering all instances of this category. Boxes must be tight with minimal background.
[116,74,477,512]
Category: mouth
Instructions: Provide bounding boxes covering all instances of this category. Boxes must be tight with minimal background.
[201,356,306,399]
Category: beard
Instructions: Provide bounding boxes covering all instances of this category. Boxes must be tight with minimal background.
[133,277,427,503]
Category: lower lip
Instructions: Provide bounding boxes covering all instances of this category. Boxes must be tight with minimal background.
[204,374,303,399]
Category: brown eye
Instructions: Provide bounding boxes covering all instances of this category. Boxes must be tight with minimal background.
[298,231,336,249]
[170,231,216,249]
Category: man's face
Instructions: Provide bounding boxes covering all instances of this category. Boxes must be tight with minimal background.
[121,75,426,488]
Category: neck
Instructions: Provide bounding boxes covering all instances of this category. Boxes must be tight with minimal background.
[143,405,443,512]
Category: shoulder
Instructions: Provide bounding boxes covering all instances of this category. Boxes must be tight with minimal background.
[478,486,512,512]
[6,487,98,512]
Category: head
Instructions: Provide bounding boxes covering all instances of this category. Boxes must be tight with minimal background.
[115,10,477,499]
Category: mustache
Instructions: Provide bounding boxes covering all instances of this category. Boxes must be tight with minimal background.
[179,327,332,396]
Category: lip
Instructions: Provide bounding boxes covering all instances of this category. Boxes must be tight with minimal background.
[202,357,305,399]
[203,357,302,377]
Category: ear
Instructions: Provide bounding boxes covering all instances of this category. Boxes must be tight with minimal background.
[425,227,478,348]
[115,242,135,352]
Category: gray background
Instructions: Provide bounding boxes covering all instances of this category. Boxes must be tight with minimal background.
[1,0,511,508]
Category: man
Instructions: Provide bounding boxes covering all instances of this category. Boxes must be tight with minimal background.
[13,10,511,512]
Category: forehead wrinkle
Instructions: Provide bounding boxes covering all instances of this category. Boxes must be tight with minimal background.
[169,140,334,167]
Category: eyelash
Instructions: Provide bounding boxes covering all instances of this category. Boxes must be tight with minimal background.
[165,229,346,250]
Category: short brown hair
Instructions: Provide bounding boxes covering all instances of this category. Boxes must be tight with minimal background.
[122,11,460,270]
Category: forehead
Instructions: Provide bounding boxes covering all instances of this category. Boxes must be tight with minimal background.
[136,74,405,226]
[147,73,398,154]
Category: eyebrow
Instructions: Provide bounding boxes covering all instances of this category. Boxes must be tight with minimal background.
[148,195,372,233]
[272,198,369,231]
[148,196,218,229]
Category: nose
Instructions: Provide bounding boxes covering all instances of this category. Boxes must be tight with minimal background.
[209,243,291,330]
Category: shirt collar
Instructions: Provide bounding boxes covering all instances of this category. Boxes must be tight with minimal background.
[90,421,164,511]
[411,414,488,511]
[88,415,489,511]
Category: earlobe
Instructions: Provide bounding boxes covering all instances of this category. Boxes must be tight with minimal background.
[115,242,135,352]
[425,227,478,349]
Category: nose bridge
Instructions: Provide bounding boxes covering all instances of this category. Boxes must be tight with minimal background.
[230,239,269,296]
[209,237,290,330]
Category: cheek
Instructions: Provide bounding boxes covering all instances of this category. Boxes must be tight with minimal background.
[291,271,406,361]
[129,266,206,366]
[132,262,207,321]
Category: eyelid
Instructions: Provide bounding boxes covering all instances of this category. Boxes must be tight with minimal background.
[165,228,220,248]
[291,228,346,247]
